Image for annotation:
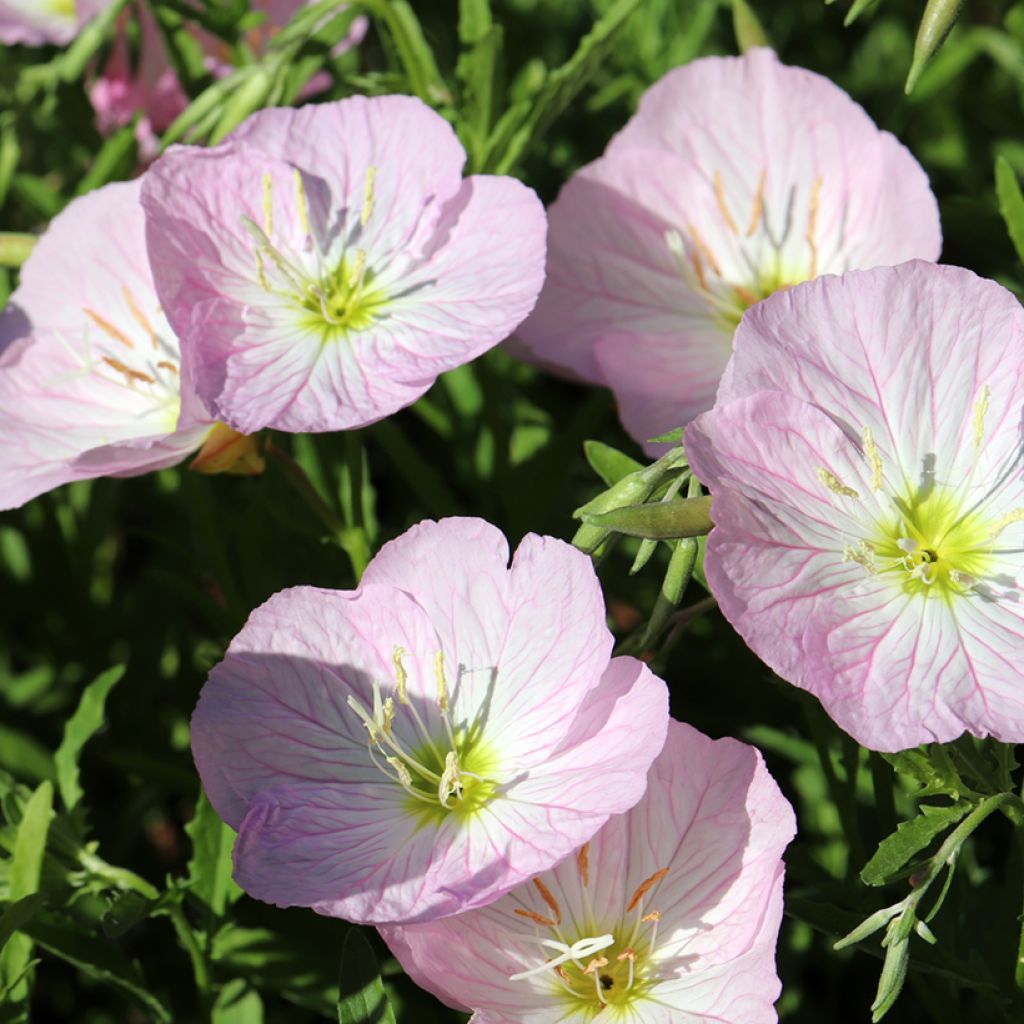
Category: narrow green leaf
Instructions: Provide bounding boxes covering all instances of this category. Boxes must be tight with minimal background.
[185,790,241,917]
[648,426,684,445]
[0,782,53,1006]
[0,233,34,269]
[581,495,714,540]
[0,896,44,955]
[337,929,397,1024]
[583,440,644,487]
[213,978,265,1023]
[362,0,451,105]
[860,803,970,887]
[843,0,881,26]
[23,913,172,1023]
[54,666,125,812]
[490,0,645,173]
[995,155,1024,264]
[0,724,52,783]
[101,891,155,940]
[906,0,965,93]
[871,931,910,1020]
[75,123,138,197]
[456,0,501,167]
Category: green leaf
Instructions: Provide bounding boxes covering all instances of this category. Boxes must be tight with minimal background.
[583,441,644,487]
[54,666,125,812]
[489,0,646,173]
[860,803,970,887]
[647,426,684,445]
[457,0,502,168]
[0,782,52,1006]
[75,123,138,197]
[995,155,1024,264]
[101,891,155,940]
[881,747,968,798]
[906,0,965,93]
[337,929,397,1024]
[362,0,451,106]
[213,978,265,1023]
[843,0,881,26]
[0,724,52,784]
[23,913,172,1023]
[185,790,241,917]
[581,495,714,540]
[0,896,44,955]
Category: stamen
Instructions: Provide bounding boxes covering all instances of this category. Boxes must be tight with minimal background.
[843,540,877,573]
[156,361,178,374]
[514,907,557,927]
[435,651,450,712]
[686,222,723,277]
[294,169,311,237]
[262,172,274,236]
[121,287,158,350]
[732,283,760,307]
[381,697,395,737]
[438,749,461,807]
[747,170,767,236]
[713,171,738,234]
[617,948,637,990]
[532,878,563,926]
[393,647,410,704]
[626,867,669,913]
[84,309,134,350]
[577,843,590,888]
[816,467,860,499]
[805,176,823,278]
[973,385,990,450]
[642,910,661,954]
[102,356,155,385]
[361,166,377,227]
[863,427,883,491]
[509,935,615,981]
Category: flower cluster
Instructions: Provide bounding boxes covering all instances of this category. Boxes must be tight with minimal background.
[516,48,941,451]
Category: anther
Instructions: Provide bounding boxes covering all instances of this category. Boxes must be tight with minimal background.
[85,309,135,350]
[747,170,766,236]
[102,356,155,385]
[816,467,860,499]
[713,171,738,234]
[262,173,274,236]
[121,287,158,349]
[532,878,563,926]
[583,957,609,976]
[514,907,557,927]
[577,843,590,888]
[392,647,410,704]
[294,169,311,237]
[438,749,461,807]
[361,166,377,227]
[862,427,883,491]
[973,385,991,450]
[435,651,450,712]
[805,176,823,278]
[156,361,178,374]
[626,867,669,913]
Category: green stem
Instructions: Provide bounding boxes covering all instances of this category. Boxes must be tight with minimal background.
[343,433,372,580]
[164,901,212,1003]
[267,440,366,580]
[0,233,35,267]
[1015,775,1024,999]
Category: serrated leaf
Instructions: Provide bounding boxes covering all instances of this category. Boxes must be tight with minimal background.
[995,155,1024,264]
[881,747,967,798]
[337,928,397,1024]
[860,803,969,886]
[583,440,644,487]
[54,666,124,812]
[185,790,241,917]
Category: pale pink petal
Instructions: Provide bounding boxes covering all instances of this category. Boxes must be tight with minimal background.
[143,98,546,433]
[0,180,211,509]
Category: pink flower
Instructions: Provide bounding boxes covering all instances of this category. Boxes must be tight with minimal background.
[190,518,669,924]
[686,261,1024,752]
[89,2,367,163]
[0,0,113,46]
[516,48,941,452]
[0,179,262,511]
[380,720,795,1024]
[141,95,547,433]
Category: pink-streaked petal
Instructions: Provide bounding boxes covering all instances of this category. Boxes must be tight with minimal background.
[720,262,1024,490]
[363,519,614,763]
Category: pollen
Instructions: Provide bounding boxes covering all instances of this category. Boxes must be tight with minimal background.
[862,427,883,491]
[817,467,860,499]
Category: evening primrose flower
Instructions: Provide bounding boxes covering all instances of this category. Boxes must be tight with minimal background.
[190,518,669,924]
[0,0,112,45]
[516,48,940,451]
[0,180,263,511]
[141,95,547,434]
[686,261,1024,751]
[380,720,795,1023]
